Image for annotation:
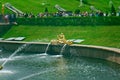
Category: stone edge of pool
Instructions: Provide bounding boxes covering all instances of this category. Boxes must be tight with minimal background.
[0,41,120,64]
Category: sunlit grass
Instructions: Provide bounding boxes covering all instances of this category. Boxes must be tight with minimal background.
[3,25,120,48]
[0,0,119,14]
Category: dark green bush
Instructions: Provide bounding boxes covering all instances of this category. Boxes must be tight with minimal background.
[16,17,120,26]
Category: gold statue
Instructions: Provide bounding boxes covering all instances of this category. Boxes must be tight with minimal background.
[2,4,5,15]
[0,66,3,70]
[51,33,72,45]
[57,33,66,44]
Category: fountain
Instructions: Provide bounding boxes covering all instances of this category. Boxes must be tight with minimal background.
[60,44,67,55]
[0,43,30,70]
[49,33,72,55]
[0,33,120,80]
[0,51,120,80]
[45,43,51,54]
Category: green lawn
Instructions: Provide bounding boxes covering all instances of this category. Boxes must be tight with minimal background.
[0,0,120,14]
[2,25,120,48]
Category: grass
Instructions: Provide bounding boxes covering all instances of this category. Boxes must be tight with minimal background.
[0,0,120,14]
[2,25,120,49]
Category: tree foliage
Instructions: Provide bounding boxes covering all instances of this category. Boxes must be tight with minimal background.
[111,4,116,16]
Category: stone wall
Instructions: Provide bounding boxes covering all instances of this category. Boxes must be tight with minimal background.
[0,41,48,53]
[68,45,120,64]
[0,41,120,64]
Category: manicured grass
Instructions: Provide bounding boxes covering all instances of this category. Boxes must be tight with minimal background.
[0,0,120,14]
[2,25,120,48]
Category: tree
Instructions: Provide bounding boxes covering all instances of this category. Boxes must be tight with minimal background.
[74,9,80,14]
[111,4,116,16]
[77,0,91,6]
[44,7,48,13]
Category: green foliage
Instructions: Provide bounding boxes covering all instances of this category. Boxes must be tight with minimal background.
[111,4,116,16]
[74,9,80,14]
[16,17,120,26]
[45,7,48,13]
[82,0,91,5]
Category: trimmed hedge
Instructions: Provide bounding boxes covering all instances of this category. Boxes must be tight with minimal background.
[16,17,120,26]
[0,25,12,37]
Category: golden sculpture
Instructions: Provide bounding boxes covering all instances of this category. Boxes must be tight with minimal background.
[57,33,66,43]
[0,66,3,70]
[51,33,72,45]
[2,4,5,15]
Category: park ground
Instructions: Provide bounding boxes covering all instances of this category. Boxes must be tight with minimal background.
[2,25,120,49]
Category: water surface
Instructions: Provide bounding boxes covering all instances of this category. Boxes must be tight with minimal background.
[0,52,120,80]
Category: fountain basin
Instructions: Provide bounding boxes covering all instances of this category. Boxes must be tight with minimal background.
[0,41,120,80]
[0,41,120,64]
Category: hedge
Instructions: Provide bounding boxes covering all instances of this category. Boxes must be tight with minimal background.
[16,17,120,26]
